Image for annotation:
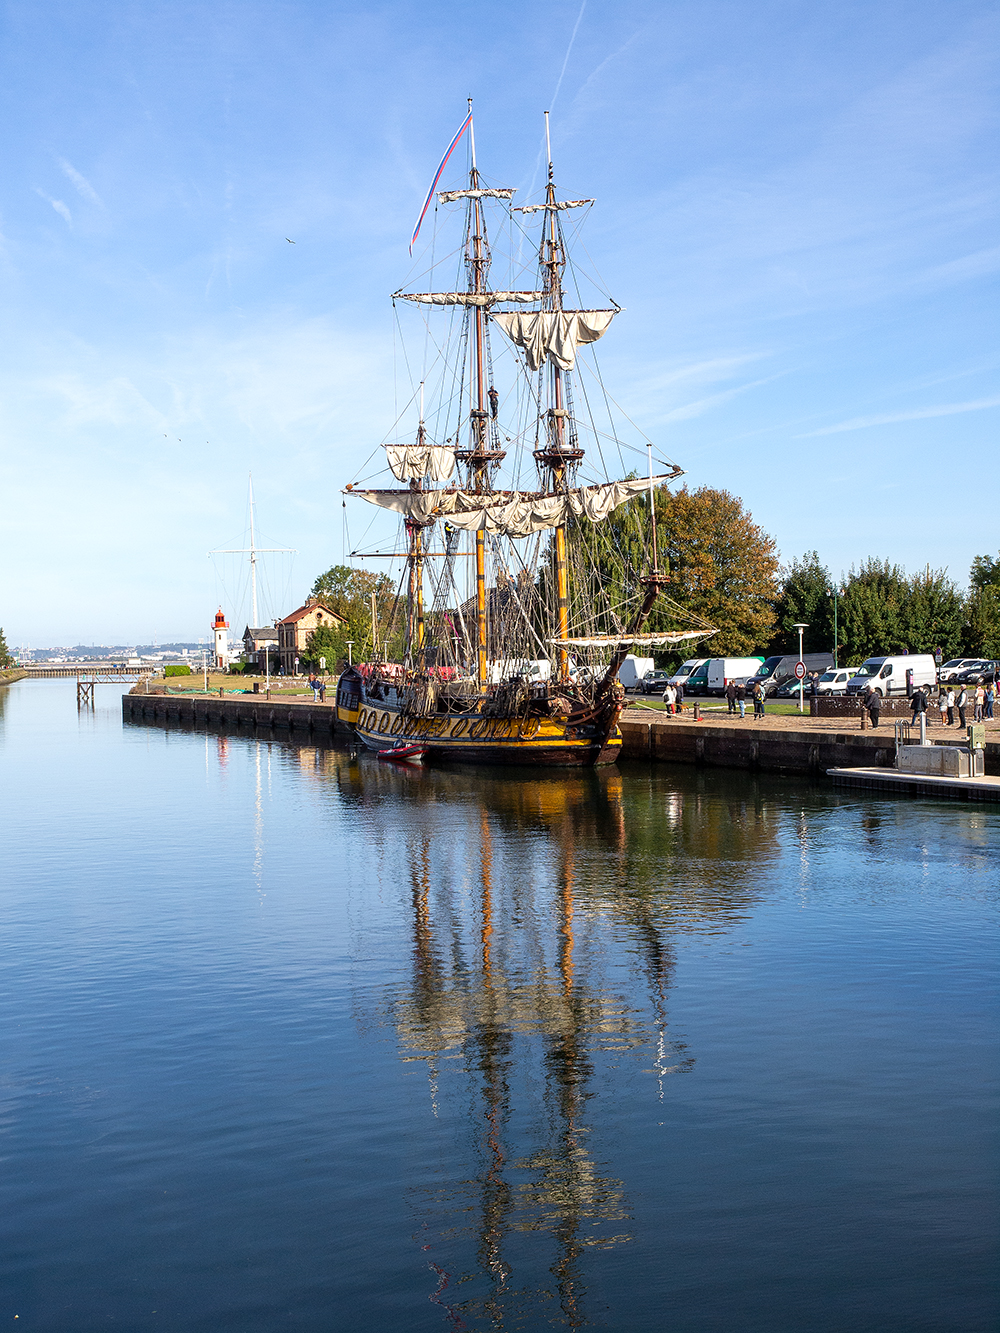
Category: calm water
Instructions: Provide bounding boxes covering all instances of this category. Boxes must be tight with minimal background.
[1,679,997,1332]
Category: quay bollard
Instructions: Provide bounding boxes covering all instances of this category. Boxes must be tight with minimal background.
[693,703,701,722]
[919,712,928,746]
[219,687,224,697]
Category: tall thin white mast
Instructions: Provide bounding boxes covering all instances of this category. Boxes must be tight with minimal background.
[249,472,259,628]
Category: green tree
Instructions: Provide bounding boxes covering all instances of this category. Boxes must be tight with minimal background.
[0,627,12,669]
[562,484,779,658]
[770,551,834,655]
[964,550,1000,656]
[308,565,402,663]
[970,550,1000,591]
[837,560,908,663]
[964,586,1000,657]
[900,569,965,657]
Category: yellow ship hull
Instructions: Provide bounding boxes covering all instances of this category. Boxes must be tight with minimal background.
[352,700,622,767]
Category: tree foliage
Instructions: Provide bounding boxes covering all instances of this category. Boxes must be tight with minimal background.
[307,565,402,663]
[562,484,778,658]
[770,551,834,654]
[836,560,965,664]
[0,627,12,669]
[970,550,1000,592]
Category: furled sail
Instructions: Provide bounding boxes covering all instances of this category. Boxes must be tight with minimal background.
[395,291,544,307]
[438,188,515,203]
[384,444,456,482]
[547,631,713,647]
[515,199,593,213]
[350,475,670,539]
[491,310,616,371]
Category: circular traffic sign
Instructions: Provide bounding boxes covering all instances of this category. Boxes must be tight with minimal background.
[794,661,806,679]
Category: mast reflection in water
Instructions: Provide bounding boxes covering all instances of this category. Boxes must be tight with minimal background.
[350,764,712,1328]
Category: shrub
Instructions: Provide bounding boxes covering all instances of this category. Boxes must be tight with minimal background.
[165,664,192,677]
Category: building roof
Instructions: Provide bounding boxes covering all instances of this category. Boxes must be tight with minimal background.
[243,625,278,641]
[277,600,346,626]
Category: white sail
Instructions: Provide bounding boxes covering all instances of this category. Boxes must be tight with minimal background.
[438,188,515,203]
[351,475,670,539]
[515,199,593,213]
[396,290,544,307]
[491,310,616,371]
[384,444,456,482]
[547,631,712,647]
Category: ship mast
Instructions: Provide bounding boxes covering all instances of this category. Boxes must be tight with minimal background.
[451,101,506,689]
[406,381,427,665]
[534,113,581,684]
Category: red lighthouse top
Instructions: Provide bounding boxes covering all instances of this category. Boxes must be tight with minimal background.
[213,608,228,630]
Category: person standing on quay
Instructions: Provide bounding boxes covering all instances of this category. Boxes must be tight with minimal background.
[974,683,984,722]
[938,688,948,726]
[737,681,747,719]
[868,688,881,728]
[675,681,685,714]
[726,680,737,714]
[910,686,926,726]
[985,682,995,719]
[957,685,968,729]
[946,687,956,725]
[753,680,765,720]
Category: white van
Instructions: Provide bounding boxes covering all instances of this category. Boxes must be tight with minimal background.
[617,655,655,691]
[706,657,765,696]
[845,654,937,698]
[815,667,859,695]
[667,657,710,688]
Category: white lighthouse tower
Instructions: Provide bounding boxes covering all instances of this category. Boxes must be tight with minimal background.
[212,608,230,669]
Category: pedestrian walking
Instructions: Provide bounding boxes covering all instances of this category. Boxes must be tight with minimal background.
[956,686,967,729]
[974,684,984,722]
[675,682,685,713]
[662,683,675,715]
[946,687,956,726]
[725,680,737,714]
[737,681,746,719]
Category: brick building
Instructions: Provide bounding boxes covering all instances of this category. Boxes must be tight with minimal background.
[276,599,346,674]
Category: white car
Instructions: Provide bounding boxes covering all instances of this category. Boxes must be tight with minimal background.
[815,667,859,695]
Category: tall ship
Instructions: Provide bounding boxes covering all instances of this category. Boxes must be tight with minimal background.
[337,108,714,766]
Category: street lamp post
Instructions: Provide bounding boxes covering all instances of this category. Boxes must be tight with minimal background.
[831,591,839,669]
[793,623,809,713]
[346,641,354,667]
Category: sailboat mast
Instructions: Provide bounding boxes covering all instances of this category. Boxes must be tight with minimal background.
[248,473,259,628]
[407,381,427,664]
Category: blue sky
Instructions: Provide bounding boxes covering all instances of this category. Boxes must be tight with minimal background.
[1,0,997,647]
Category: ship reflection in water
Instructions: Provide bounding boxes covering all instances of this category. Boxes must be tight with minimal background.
[297,748,777,1327]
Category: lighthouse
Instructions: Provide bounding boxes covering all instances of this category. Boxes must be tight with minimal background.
[212,608,230,669]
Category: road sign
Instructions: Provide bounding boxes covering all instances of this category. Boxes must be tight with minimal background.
[794,661,806,680]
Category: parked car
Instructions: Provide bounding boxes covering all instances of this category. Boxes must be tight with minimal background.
[745,652,835,696]
[641,669,671,694]
[815,667,860,695]
[937,658,980,684]
[954,659,999,685]
[845,654,937,697]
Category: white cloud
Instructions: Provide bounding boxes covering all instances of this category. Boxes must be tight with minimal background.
[57,157,103,206]
[34,188,71,225]
[801,395,1000,437]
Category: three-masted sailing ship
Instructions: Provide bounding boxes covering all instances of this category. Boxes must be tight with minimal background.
[336,109,713,766]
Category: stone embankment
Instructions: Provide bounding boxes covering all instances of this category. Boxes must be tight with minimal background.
[122,688,1000,780]
[618,708,1000,777]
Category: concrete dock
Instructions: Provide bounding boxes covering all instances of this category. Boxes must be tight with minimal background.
[826,766,1000,802]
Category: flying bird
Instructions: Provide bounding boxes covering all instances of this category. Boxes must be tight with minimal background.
[286,237,295,243]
